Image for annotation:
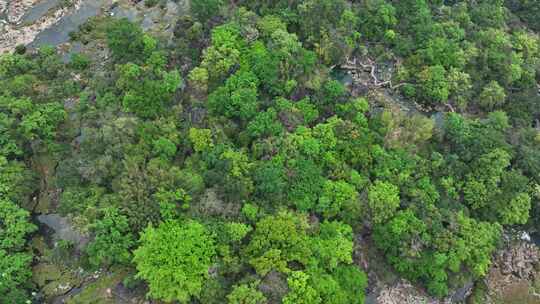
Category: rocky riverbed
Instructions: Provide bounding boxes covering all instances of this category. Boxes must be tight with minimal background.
[1,0,184,54]
[0,0,82,53]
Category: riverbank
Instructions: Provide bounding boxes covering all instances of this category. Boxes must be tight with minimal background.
[0,0,83,53]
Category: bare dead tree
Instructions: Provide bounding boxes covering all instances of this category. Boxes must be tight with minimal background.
[341,56,409,90]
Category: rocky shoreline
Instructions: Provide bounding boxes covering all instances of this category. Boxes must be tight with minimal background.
[0,0,82,53]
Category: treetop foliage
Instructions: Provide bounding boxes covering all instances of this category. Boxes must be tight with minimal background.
[2,0,540,302]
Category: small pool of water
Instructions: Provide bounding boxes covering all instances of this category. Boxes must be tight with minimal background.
[529,232,540,246]
[364,293,377,304]
[330,67,353,87]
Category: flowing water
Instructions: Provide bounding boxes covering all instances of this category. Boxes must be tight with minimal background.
[21,0,61,24]
[29,0,111,48]
[36,214,89,250]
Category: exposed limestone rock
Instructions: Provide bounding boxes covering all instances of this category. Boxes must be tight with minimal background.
[377,279,453,304]
[497,242,539,279]
[0,0,7,14]
[7,0,39,24]
[482,241,540,303]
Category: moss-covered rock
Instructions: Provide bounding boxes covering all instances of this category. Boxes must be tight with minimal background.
[32,262,82,298]
[65,270,130,304]
[30,236,48,256]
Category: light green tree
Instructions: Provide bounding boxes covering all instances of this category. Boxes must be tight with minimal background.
[283,271,321,304]
[133,220,216,302]
[479,81,506,110]
[227,282,267,304]
[368,180,400,224]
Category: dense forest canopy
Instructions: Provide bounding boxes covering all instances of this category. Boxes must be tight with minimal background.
[1,0,540,303]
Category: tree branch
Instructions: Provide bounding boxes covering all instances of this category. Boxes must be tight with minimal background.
[341,56,407,89]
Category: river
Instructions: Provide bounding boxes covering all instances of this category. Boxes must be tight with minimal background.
[21,0,61,24]
[29,0,111,48]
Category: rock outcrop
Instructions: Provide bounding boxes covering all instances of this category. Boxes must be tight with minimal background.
[482,241,540,303]
[7,0,40,24]
[376,280,453,304]
[497,242,539,279]
[371,242,540,304]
